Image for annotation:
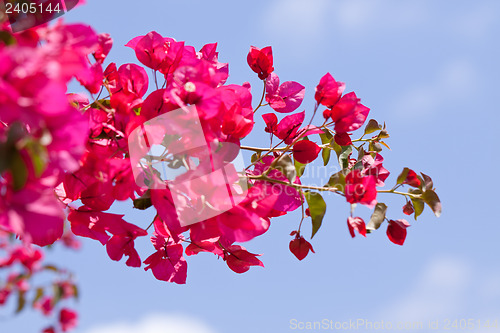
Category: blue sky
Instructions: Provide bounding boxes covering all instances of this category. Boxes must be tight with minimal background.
[3,1,500,332]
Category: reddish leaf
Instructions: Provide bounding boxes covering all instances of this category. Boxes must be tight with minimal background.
[289,236,315,261]
[292,140,321,164]
[315,73,345,108]
[247,46,274,80]
[403,201,415,215]
[347,217,367,238]
[387,219,410,245]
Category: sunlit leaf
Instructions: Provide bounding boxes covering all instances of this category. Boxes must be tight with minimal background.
[366,203,388,232]
[304,191,327,238]
[422,190,441,217]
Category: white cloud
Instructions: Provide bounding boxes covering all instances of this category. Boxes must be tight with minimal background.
[263,0,330,39]
[377,256,473,323]
[376,255,500,332]
[84,313,216,333]
[338,0,430,31]
[391,59,479,118]
[449,3,500,41]
[263,0,428,40]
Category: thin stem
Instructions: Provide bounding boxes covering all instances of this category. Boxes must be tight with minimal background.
[377,190,419,198]
[247,174,343,195]
[145,214,158,232]
[297,193,306,234]
[241,143,332,154]
[253,79,267,114]
[244,138,285,170]
[240,145,288,153]
[306,103,320,129]
[153,69,159,90]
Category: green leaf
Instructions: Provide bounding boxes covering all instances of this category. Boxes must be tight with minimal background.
[273,154,296,183]
[321,147,331,166]
[15,291,26,314]
[320,130,333,143]
[133,191,152,210]
[319,131,333,166]
[42,265,59,272]
[0,142,11,174]
[369,141,383,152]
[52,284,64,306]
[32,288,44,306]
[72,284,79,300]
[421,172,434,191]
[251,153,260,164]
[411,198,425,220]
[326,171,346,193]
[377,129,390,139]
[338,145,352,170]
[364,119,381,135]
[10,151,28,191]
[90,99,111,110]
[357,147,365,161]
[24,140,48,177]
[366,203,388,232]
[332,139,342,159]
[294,158,306,178]
[133,197,153,210]
[396,167,410,184]
[422,189,442,217]
[304,191,327,238]
[0,31,16,46]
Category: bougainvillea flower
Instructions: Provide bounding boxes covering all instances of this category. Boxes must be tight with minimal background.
[275,111,305,144]
[403,201,415,215]
[220,84,254,138]
[59,308,78,332]
[262,113,278,134]
[126,31,169,71]
[334,132,352,146]
[0,246,43,272]
[117,63,149,98]
[106,230,147,267]
[330,92,370,133]
[247,46,274,80]
[293,140,321,164]
[185,238,224,257]
[150,189,188,242]
[6,185,65,247]
[387,219,410,245]
[143,233,188,284]
[251,156,302,212]
[289,234,315,261]
[225,245,264,273]
[401,168,421,187]
[361,153,390,187]
[216,206,270,243]
[265,73,305,113]
[42,327,55,333]
[126,32,185,75]
[76,62,103,94]
[315,73,345,108]
[68,207,147,252]
[347,217,367,238]
[93,33,113,64]
[345,170,377,208]
[33,296,54,316]
[0,288,11,305]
